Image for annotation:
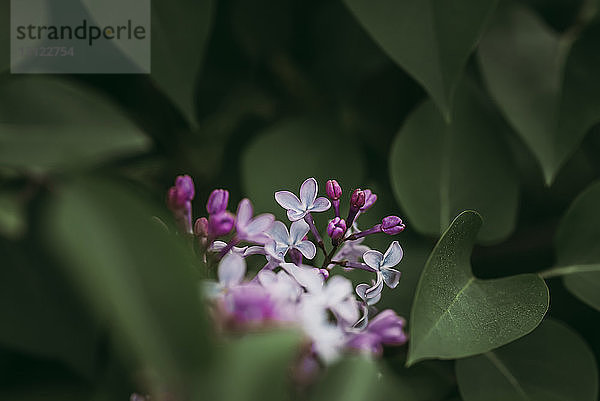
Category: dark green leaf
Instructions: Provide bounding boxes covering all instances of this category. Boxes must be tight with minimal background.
[209,330,301,401]
[456,319,599,401]
[389,80,519,243]
[0,77,150,173]
[151,0,214,126]
[478,3,600,185]
[407,211,549,366]
[344,0,498,118]
[311,355,417,401]
[0,191,26,239]
[550,181,600,310]
[46,178,209,393]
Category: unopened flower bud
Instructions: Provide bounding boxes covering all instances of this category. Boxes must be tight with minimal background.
[361,189,377,211]
[172,175,195,206]
[326,179,342,201]
[194,217,209,237]
[319,269,330,280]
[206,189,229,215]
[208,211,235,237]
[381,216,405,235]
[327,217,347,241]
[350,189,366,211]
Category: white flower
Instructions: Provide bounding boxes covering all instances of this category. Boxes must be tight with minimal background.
[202,253,246,298]
[266,220,316,261]
[275,177,331,221]
[210,240,265,258]
[356,241,403,305]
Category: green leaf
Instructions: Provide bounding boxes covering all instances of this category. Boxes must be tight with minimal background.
[241,118,365,217]
[550,181,600,311]
[478,3,600,185]
[343,0,498,119]
[389,80,519,243]
[0,191,26,239]
[407,211,549,366]
[0,0,8,73]
[456,319,599,401]
[0,240,99,378]
[150,0,214,126]
[46,178,210,393]
[311,356,417,401]
[0,77,150,173]
[209,330,301,401]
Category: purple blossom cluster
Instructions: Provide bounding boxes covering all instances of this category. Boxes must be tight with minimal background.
[167,176,408,364]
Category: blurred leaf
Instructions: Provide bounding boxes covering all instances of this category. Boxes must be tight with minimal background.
[407,211,549,366]
[389,80,519,243]
[344,0,498,119]
[0,191,26,239]
[311,355,417,401]
[548,181,600,310]
[210,330,300,401]
[0,77,150,174]
[455,318,599,401]
[241,118,365,217]
[151,0,214,126]
[0,0,8,72]
[46,178,209,394]
[386,360,456,401]
[0,241,99,378]
[478,3,600,185]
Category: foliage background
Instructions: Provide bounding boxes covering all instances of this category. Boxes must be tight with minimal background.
[0,0,599,400]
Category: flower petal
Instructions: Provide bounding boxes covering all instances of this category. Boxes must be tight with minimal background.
[218,253,246,287]
[381,267,401,288]
[295,241,316,259]
[281,263,323,292]
[269,221,290,244]
[381,241,403,268]
[265,240,288,260]
[235,198,253,229]
[325,275,353,304]
[245,214,275,235]
[289,219,310,244]
[300,178,318,208]
[333,297,359,324]
[309,197,331,213]
[275,191,303,212]
[362,250,384,270]
[287,209,307,222]
[365,273,384,299]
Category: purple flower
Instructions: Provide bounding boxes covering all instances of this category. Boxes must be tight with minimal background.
[206,189,229,215]
[327,217,347,241]
[275,178,331,221]
[258,269,302,306]
[167,175,195,234]
[280,262,324,292]
[327,236,371,269]
[346,310,407,355]
[210,240,266,258]
[194,217,209,237]
[381,216,405,235]
[167,175,195,209]
[350,189,366,210]
[301,275,359,325]
[223,283,278,324]
[355,241,403,305]
[326,179,342,200]
[208,211,235,237]
[360,189,377,212]
[266,220,317,261]
[203,253,247,299]
[235,199,275,245]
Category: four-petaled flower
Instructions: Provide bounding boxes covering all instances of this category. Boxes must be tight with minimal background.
[266,220,317,261]
[356,241,403,305]
[275,177,331,221]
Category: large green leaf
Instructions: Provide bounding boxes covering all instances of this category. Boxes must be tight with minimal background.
[478,3,600,185]
[209,330,301,401]
[546,181,600,311]
[241,118,365,218]
[0,190,26,239]
[46,178,210,394]
[150,0,214,126]
[311,356,417,401]
[344,0,498,118]
[0,77,150,173]
[456,319,599,401]
[389,81,518,243]
[407,211,549,366]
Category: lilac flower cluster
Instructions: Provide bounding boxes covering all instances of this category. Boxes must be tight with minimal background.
[167,176,407,363]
